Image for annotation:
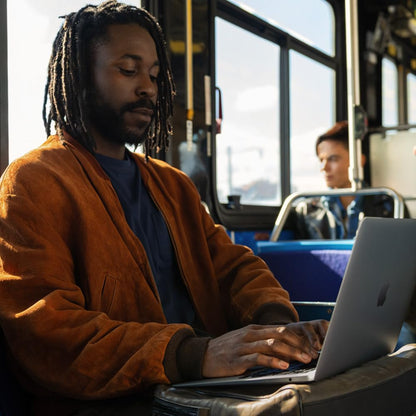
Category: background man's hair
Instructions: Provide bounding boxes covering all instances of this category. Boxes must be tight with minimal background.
[315,120,348,155]
[43,0,175,156]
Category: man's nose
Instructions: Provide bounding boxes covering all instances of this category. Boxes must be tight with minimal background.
[135,74,157,98]
[320,160,329,172]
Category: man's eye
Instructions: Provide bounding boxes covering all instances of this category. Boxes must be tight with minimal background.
[120,68,135,75]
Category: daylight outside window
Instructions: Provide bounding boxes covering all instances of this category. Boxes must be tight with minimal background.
[7,0,140,164]
[289,51,335,194]
[381,58,399,127]
[407,72,416,125]
[226,0,334,56]
[216,0,335,206]
[215,17,280,206]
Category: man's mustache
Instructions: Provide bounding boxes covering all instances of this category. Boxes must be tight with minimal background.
[121,99,155,113]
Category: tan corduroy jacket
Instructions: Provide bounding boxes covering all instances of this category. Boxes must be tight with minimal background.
[0,134,297,403]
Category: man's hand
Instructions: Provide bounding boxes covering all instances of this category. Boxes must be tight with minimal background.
[202,320,328,378]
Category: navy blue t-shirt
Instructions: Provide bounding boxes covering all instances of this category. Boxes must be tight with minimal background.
[95,152,195,325]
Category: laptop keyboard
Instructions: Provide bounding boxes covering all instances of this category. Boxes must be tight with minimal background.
[241,358,319,379]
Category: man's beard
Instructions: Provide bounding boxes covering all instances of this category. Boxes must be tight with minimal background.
[86,93,155,148]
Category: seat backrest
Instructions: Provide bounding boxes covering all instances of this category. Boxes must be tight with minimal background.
[257,240,354,302]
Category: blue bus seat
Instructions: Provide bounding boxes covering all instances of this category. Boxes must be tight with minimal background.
[228,230,295,253]
[292,301,335,321]
[256,240,354,302]
[257,240,416,347]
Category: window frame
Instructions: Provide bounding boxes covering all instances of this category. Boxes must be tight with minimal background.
[211,0,345,230]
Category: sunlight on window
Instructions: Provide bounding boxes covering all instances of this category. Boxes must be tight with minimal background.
[226,0,334,56]
[407,72,416,125]
[7,0,140,164]
[290,51,335,193]
[215,18,280,206]
[382,58,398,127]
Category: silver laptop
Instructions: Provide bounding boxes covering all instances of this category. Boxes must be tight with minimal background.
[176,217,416,387]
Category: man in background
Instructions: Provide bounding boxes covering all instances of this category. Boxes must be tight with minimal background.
[295,120,395,239]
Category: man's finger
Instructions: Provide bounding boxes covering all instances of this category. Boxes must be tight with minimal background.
[239,335,317,363]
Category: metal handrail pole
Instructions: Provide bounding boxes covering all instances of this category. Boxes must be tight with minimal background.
[345,0,363,190]
[269,192,303,242]
[269,187,405,242]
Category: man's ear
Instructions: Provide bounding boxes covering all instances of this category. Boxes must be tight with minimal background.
[361,153,366,167]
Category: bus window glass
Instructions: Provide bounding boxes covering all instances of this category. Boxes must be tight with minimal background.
[407,72,416,125]
[226,0,334,56]
[7,0,140,164]
[382,58,398,127]
[289,50,335,193]
[215,18,280,206]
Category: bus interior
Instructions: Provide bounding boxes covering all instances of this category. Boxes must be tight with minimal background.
[1,0,416,414]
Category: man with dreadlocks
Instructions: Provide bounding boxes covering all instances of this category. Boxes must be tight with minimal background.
[0,1,327,415]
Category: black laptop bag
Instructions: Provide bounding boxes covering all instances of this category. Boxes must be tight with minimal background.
[152,343,416,416]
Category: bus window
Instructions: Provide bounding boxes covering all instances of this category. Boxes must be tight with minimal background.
[226,0,334,56]
[407,72,416,125]
[214,1,336,214]
[289,50,335,193]
[7,0,141,164]
[215,17,280,206]
[382,58,399,127]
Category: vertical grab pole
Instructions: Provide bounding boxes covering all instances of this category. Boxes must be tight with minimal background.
[345,0,363,190]
[185,0,194,151]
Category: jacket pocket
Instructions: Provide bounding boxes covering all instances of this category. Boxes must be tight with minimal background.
[99,273,119,315]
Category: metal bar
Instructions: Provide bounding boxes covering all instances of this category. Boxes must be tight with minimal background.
[368,123,416,133]
[185,0,194,151]
[269,187,405,242]
[280,44,291,200]
[345,0,362,190]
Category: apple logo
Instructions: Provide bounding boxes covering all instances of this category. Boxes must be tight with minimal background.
[377,282,390,307]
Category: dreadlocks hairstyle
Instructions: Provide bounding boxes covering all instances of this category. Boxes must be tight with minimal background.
[43,0,175,158]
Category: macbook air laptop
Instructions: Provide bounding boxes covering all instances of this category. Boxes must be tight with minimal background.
[176,217,416,387]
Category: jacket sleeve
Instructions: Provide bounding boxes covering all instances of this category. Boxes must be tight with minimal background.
[138,158,299,335]
[0,160,194,399]
[202,210,298,328]
[159,165,298,329]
